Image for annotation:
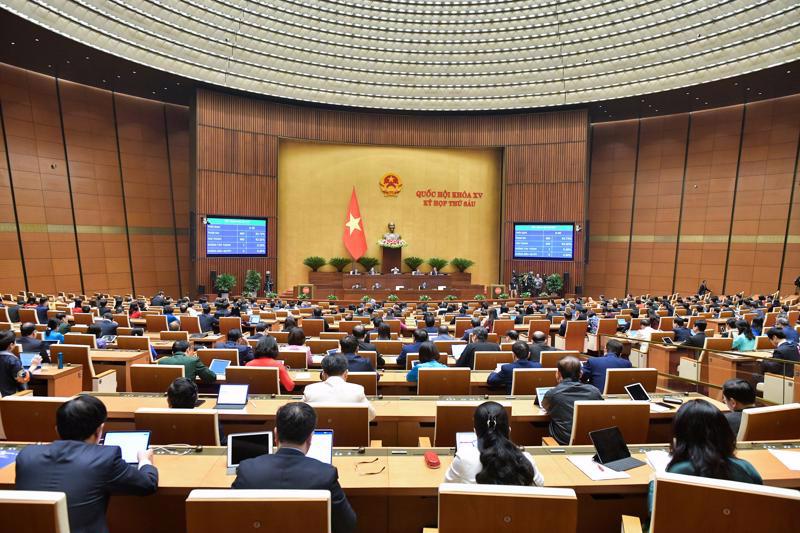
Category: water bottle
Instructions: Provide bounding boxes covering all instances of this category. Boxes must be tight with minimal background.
[57,352,64,369]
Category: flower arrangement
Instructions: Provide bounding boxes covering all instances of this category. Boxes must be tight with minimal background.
[378,238,407,248]
[387,294,399,302]
[419,295,431,301]
[474,294,486,301]
[444,295,458,301]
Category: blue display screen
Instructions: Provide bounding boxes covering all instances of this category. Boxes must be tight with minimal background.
[206,217,267,257]
[513,223,574,260]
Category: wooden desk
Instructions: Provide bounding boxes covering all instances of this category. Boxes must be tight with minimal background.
[0,443,796,533]
[706,350,770,398]
[90,349,150,392]
[29,364,83,396]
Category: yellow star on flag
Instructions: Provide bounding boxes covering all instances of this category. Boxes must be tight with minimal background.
[345,213,361,235]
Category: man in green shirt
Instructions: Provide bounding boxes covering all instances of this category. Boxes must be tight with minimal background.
[157,341,216,383]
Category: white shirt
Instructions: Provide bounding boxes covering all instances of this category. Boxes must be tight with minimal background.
[302,376,376,421]
[444,446,544,486]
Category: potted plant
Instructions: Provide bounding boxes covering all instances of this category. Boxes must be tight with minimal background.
[243,270,262,297]
[297,293,309,300]
[473,294,486,301]
[427,257,448,272]
[451,257,474,272]
[265,291,277,299]
[328,257,351,272]
[327,294,338,301]
[444,294,458,301]
[360,295,372,303]
[545,273,564,296]
[387,294,399,302]
[357,256,380,272]
[520,291,531,298]
[214,273,236,299]
[404,256,424,272]
[419,295,431,301]
[498,293,509,299]
[303,256,326,271]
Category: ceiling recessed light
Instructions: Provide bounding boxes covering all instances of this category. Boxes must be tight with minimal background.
[132,71,137,74]
[117,75,121,78]
[10,42,14,45]
[85,56,90,60]
[34,38,39,42]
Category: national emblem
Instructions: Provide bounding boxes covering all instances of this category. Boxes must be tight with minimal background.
[379,173,403,197]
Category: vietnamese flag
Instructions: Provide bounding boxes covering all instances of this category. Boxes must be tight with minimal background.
[343,187,367,260]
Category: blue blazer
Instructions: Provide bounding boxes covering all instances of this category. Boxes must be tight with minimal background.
[581,354,632,393]
[15,440,158,533]
[487,359,542,394]
[344,353,376,373]
[232,447,357,533]
[397,342,423,367]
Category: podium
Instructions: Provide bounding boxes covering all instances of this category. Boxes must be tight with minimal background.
[381,247,402,274]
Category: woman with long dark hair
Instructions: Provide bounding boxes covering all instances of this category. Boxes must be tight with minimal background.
[666,399,761,482]
[445,401,543,486]
[731,319,756,352]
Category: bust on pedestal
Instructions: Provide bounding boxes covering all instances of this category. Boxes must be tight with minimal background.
[378,222,407,274]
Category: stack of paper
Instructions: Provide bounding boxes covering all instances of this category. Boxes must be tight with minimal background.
[769,449,800,471]
[645,450,671,473]
[567,455,631,481]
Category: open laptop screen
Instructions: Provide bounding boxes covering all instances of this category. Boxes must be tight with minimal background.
[227,431,272,468]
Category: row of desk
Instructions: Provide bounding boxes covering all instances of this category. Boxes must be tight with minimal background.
[1,442,797,533]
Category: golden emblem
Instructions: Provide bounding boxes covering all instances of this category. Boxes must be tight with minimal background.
[379,173,403,197]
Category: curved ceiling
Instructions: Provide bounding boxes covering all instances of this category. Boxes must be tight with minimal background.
[2,0,799,111]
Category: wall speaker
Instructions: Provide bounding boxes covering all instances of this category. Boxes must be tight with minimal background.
[198,285,206,295]
[210,270,217,288]
[563,272,570,292]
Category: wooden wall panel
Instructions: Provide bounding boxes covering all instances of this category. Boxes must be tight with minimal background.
[0,63,189,297]
[166,105,191,297]
[195,89,589,295]
[588,94,800,298]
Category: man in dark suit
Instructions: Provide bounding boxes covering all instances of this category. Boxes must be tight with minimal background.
[397,329,428,368]
[455,327,500,368]
[762,327,800,377]
[580,339,632,394]
[421,314,438,335]
[683,320,708,349]
[16,322,50,362]
[339,335,376,373]
[672,317,692,342]
[528,330,559,363]
[97,313,119,337]
[459,317,482,341]
[487,340,541,394]
[352,325,384,368]
[198,305,218,333]
[233,402,357,533]
[150,291,166,307]
[15,395,158,533]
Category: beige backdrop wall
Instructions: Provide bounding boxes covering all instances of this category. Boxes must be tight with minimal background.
[277,141,501,290]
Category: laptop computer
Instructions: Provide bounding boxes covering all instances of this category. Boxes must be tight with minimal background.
[249,314,261,326]
[103,430,151,464]
[617,318,628,326]
[307,429,334,464]
[209,359,231,379]
[451,344,467,359]
[589,426,646,472]
[19,352,39,370]
[215,384,249,409]
[535,386,554,406]
[226,431,272,475]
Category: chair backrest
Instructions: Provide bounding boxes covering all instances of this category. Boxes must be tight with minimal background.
[116,335,152,352]
[196,349,239,368]
[649,331,674,345]
[145,315,168,332]
[526,319,552,339]
[437,483,577,533]
[603,368,658,394]
[561,321,588,349]
[180,315,201,334]
[321,332,347,340]
[0,490,71,533]
[19,308,40,324]
[271,331,290,343]
[347,372,378,396]
[277,350,308,370]
[569,400,650,445]
[130,364,184,393]
[540,350,580,368]
[737,403,800,441]
[473,351,514,370]
[160,330,189,342]
[0,396,67,441]
[595,318,618,336]
[491,319,515,334]
[703,337,733,352]
[225,366,280,394]
[755,336,772,350]
[308,404,370,446]
[434,401,512,447]
[134,408,220,446]
[112,313,130,327]
[301,319,325,338]
[454,319,473,338]
[373,340,403,355]
[219,317,242,336]
[185,489,330,533]
[356,350,377,370]
[511,368,558,395]
[382,320,402,334]
[434,340,466,355]
[63,333,97,349]
[650,472,800,533]
[72,313,94,326]
[307,339,339,355]
[418,367,471,396]
[657,316,674,331]
[338,320,359,333]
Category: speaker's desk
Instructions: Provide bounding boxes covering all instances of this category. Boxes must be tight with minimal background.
[0,442,797,533]
[29,364,83,396]
[89,392,725,447]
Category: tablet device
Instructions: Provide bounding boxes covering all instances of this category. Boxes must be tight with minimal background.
[249,314,261,326]
[19,352,38,369]
[101,335,117,343]
[103,431,151,464]
[617,318,628,326]
[589,426,646,472]
[306,429,334,464]
[451,344,467,358]
[624,382,651,402]
[227,431,272,471]
[455,431,477,453]
[209,359,231,378]
[326,348,338,356]
[216,384,249,409]
[662,337,674,345]
[535,386,554,406]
